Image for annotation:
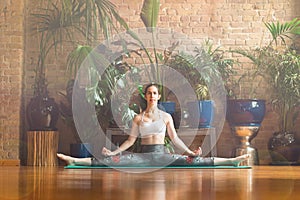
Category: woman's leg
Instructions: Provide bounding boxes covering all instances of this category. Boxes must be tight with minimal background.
[57,153,92,166]
[57,153,152,166]
[160,154,251,166]
[213,154,251,166]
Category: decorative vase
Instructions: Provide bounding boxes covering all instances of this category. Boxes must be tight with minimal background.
[26,95,59,131]
[227,99,266,165]
[187,100,214,128]
[268,131,300,165]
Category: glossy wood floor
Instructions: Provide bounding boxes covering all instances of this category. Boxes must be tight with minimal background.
[0,166,300,200]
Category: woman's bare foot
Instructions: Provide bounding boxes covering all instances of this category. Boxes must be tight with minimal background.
[57,153,76,166]
[231,154,251,166]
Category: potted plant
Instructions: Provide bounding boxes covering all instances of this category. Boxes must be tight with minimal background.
[266,49,300,164]
[226,51,267,129]
[30,0,131,157]
[262,19,300,164]
[230,18,300,165]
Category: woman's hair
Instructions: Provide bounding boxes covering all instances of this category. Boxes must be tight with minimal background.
[143,83,161,95]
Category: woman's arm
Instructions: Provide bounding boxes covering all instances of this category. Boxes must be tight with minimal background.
[102,116,140,156]
[165,114,201,156]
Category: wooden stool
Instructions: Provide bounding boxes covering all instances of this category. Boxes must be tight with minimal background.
[27,131,59,166]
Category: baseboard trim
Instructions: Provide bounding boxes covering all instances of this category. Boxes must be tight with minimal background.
[0,159,20,166]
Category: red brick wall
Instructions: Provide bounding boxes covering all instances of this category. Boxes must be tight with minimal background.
[2,0,300,164]
[0,0,24,160]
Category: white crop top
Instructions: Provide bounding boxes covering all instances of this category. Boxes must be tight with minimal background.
[139,112,166,138]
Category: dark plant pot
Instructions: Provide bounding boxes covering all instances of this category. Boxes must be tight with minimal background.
[268,132,300,165]
[227,99,266,127]
[26,95,59,131]
[70,143,93,158]
[187,100,214,128]
[159,101,176,115]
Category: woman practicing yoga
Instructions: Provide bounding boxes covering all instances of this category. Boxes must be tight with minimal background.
[57,83,250,167]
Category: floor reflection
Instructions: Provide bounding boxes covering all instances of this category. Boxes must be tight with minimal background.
[0,166,299,200]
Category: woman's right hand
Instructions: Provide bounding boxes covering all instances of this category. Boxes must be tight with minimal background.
[102,147,115,156]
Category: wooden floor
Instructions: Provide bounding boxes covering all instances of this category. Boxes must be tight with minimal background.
[0,166,300,200]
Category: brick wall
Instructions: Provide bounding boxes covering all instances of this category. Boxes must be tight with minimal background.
[0,0,24,161]
[1,0,299,164]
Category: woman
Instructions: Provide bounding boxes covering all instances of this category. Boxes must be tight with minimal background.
[57,83,250,167]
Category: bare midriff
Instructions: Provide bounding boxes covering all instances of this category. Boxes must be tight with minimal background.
[140,134,165,145]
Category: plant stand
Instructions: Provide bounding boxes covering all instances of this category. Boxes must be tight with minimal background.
[227,99,266,166]
[231,126,260,166]
[27,131,59,166]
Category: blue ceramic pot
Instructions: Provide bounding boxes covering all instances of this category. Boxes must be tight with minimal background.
[227,99,266,126]
[187,100,214,128]
[159,101,176,115]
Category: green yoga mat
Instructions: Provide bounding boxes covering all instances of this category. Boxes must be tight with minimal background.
[65,165,251,169]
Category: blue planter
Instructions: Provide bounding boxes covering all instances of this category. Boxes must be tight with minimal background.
[187,100,214,128]
[70,143,93,158]
[159,101,176,115]
[227,99,266,127]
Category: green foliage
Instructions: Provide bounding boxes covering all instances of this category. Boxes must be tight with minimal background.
[31,2,82,96]
[67,45,93,78]
[256,19,300,132]
[31,0,129,96]
[167,40,235,100]
[140,0,160,32]
[264,49,300,132]
[264,18,300,46]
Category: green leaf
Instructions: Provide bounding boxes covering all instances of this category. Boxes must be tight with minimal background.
[140,0,160,32]
[291,26,300,34]
[67,45,93,78]
[264,18,300,45]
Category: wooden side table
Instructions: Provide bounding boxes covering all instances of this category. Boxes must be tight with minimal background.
[27,131,59,166]
[106,127,217,156]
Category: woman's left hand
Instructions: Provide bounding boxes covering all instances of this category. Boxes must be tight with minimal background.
[189,147,202,156]
[194,147,202,156]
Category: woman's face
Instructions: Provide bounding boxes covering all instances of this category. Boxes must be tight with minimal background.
[145,85,161,105]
